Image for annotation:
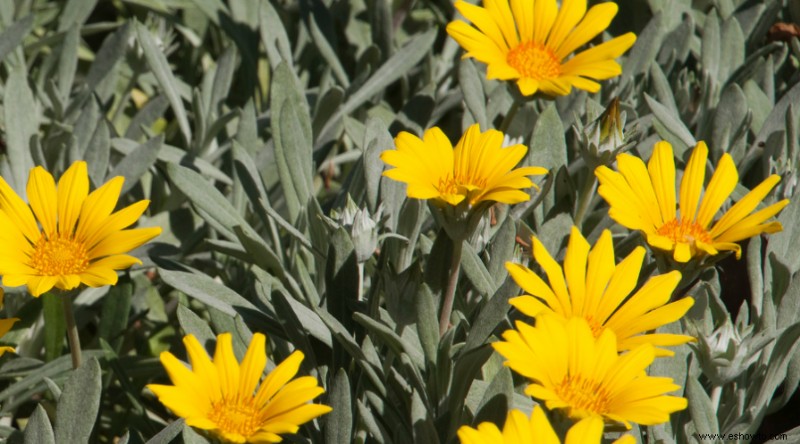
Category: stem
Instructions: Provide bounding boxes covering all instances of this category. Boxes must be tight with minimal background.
[439,239,464,337]
[499,99,522,133]
[357,261,365,302]
[710,384,722,413]
[574,175,597,228]
[62,295,82,370]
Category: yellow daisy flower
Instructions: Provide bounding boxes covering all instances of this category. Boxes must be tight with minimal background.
[458,405,634,444]
[381,123,547,206]
[0,161,161,296]
[507,226,694,356]
[148,333,332,443]
[0,290,18,357]
[595,141,790,262]
[446,0,636,96]
[493,314,687,427]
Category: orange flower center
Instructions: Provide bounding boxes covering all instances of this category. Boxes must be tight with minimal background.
[656,218,712,244]
[583,315,606,338]
[555,374,611,415]
[31,234,89,276]
[506,41,562,80]
[437,174,487,199]
[208,396,263,438]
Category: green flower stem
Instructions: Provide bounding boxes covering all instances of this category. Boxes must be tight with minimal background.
[357,261,365,302]
[710,384,722,413]
[439,238,464,337]
[499,99,522,133]
[574,174,597,228]
[62,295,82,370]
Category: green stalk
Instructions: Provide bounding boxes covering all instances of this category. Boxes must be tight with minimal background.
[62,295,82,370]
[439,239,464,337]
[499,99,522,133]
[574,175,597,228]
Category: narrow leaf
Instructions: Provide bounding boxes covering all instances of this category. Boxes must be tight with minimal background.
[135,22,192,145]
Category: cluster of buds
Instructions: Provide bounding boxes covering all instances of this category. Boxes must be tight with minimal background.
[326,195,383,263]
[575,98,638,170]
[687,317,772,385]
[769,151,799,200]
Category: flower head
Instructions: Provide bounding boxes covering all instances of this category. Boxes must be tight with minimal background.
[493,315,687,427]
[0,161,161,296]
[458,405,634,444]
[381,124,547,207]
[595,141,790,262]
[148,333,332,443]
[507,226,694,356]
[446,0,636,97]
[0,290,18,357]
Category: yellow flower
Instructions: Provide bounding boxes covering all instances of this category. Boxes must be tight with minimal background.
[507,226,694,356]
[446,0,636,97]
[381,124,547,206]
[493,314,687,427]
[148,333,332,443]
[458,405,634,444]
[0,290,18,357]
[0,161,161,296]
[595,141,790,262]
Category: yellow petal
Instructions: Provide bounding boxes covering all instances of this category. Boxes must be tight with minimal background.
[547,0,586,50]
[537,78,573,96]
[254,350,304,406]
[88,227,161,259]
[0,318,18,338]
[532,237,572,316]
[533,0,558,43]
[608,271,681,326]
[213,333,240,398]
[584,230,615,315]
[516,77,540,96]
[0,176,40,243]
[596,166,652,231]
[696,154,737,228]
[455,1,511,51]
[709,174,783,237]
[183,334,222,400]
[617,152,663,226]
[565,416,603,444]
[715,220,784,245]
[485,0,520,47]
[592,246,645,323]
[555,2,619,60]
[83,200,153,249]
[564,226,589,312]
[679,142,708,222]
[27,167,58,236]
[647,141,677,222]
[510,0,534,41]
[559,75,601,92]
[57,161,89,236]
[561,33,636,73]
[75,176,124,242]
[147,384,210,419]
[446,21,508,65]
[506,262,563,313]
[240,333,268,397]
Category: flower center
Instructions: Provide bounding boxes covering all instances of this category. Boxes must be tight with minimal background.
[437,176,460,196]
[583,316,605,338]
[656,218,712,244]
[506,41,561,80]
[31,234,90,276]
[555,374,611,415]
[208,397,263,437]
